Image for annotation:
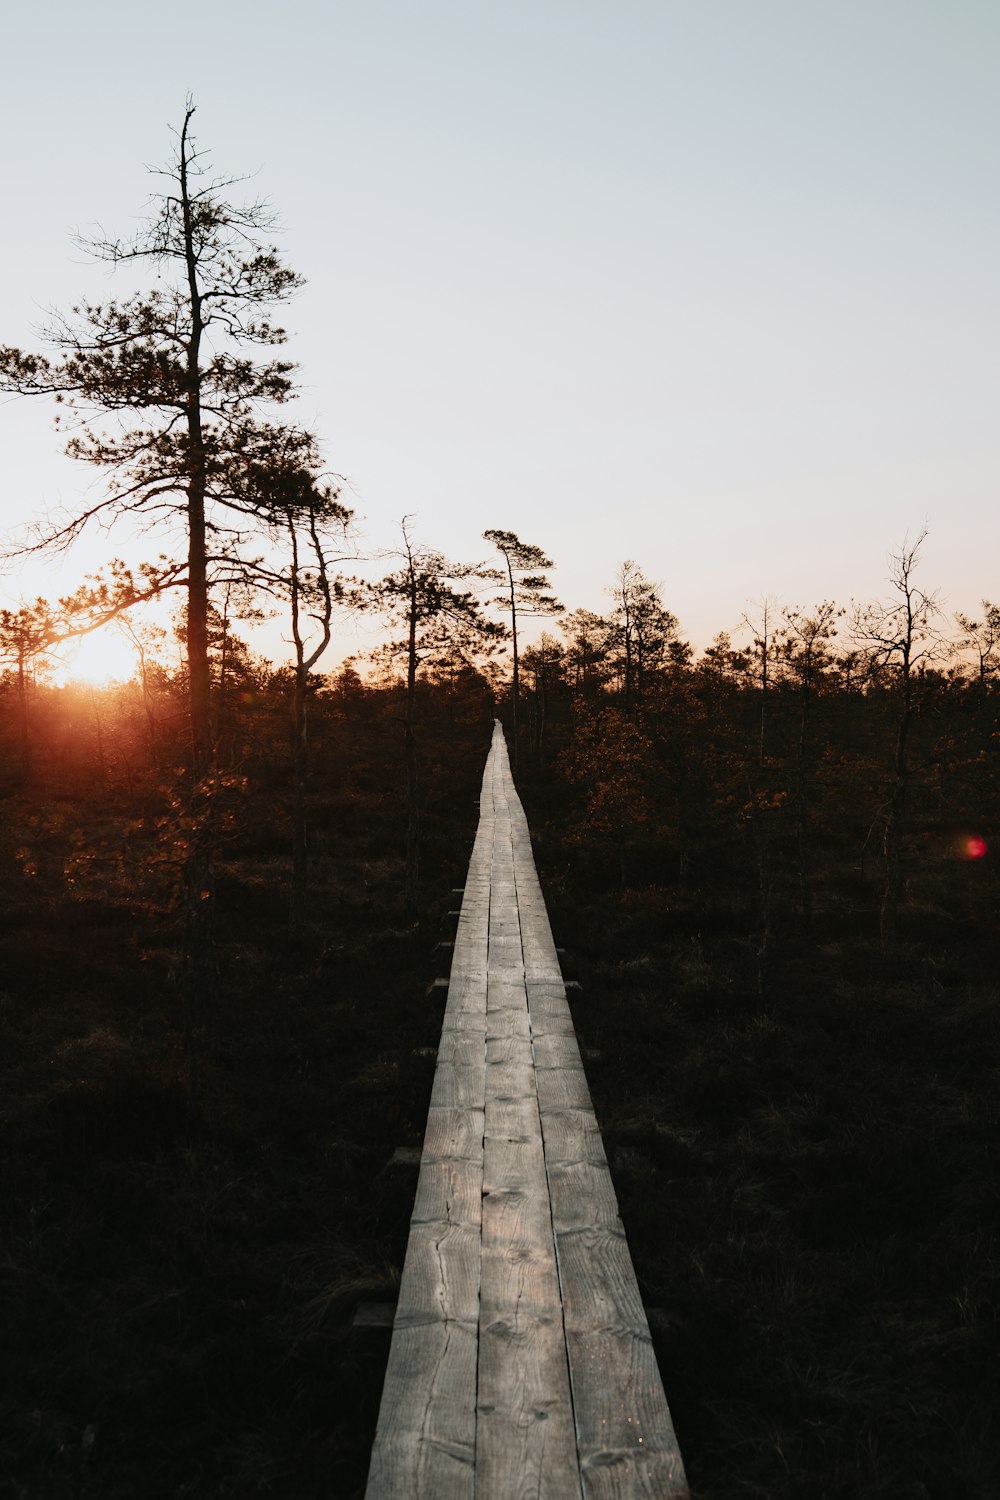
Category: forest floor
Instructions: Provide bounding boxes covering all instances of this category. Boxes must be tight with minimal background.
[0,700,487,1500]
[2,711,998,1499]
[522,764,1000,1500]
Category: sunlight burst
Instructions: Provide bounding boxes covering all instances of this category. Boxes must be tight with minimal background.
[56,628,138,687]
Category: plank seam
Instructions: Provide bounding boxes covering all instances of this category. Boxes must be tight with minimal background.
[503,742,586,1500]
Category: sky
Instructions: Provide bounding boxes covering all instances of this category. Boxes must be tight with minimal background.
[1,0,997,668]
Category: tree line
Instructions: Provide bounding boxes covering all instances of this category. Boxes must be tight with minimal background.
[2,104,996,989]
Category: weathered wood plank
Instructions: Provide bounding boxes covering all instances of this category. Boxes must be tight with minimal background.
[429,1062,486,1110]
[534,1065,595,1113]
[423,1106,485,1161]
[525,979,572,1014]
[393,1221,481,1326]
[411,1156,483,1228]
[553,1226,686,1495]
[488,935,524,972]
[484,1094,541,1143]
[477,1116,580,1498]
[444,974,488,1010]
[547,1160,622,1231]
[436,1031,486,1068]
[365,1320,478,1500]
[367,721,688,1499]
[532,1032,585,1070]
[484,1006,532,1041]
[487,977,529,1010]
[537,1107,608,1165]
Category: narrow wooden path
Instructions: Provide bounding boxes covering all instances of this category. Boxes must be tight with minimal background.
[365,722,688,1499]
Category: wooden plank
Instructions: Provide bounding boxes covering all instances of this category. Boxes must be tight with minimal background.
[477,1124,580,1499]
[532,1033,585,1070]
[444,973,488,1010]
[423,1106,484,1161]
[534,1065,594,1113]
[412,1156,483,1228]
[429,1062,486,1110]
[436,1032,485,1068]
[441,1011,491,1034]
[488,934,524,972]
[536,1108,608,1165]
[393,1221,481,1326]
[487,978,528,1008]
[528,1014,578,1039]
[547,1160,622,1232]
[484,1006,532,1041]
[525,979,572,1015]
[365,1319,478,1500]
[519,916,562,978]
[368,720,688,1499]
[486,1055,538,1103]
[554,1227,686,1498]
[570,1326,688,1500]
[487,1073,538,1104]
[484,1095,541,1143]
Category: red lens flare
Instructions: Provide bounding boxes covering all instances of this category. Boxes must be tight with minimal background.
[964,836,988,860]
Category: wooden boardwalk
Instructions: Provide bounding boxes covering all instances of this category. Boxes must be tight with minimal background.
[365,722,688,1499]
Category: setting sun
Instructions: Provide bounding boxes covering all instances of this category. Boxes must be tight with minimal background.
[55,627,138,687]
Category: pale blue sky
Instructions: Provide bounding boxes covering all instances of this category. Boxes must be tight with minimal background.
[2,1,997,657]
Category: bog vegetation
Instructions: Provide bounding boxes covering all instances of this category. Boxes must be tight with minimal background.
[1,110,997,1499]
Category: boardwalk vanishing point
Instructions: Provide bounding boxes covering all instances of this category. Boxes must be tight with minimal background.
[365,721,688,1499]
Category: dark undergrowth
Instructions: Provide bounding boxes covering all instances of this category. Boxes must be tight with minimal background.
[0,679,492,1499]
[523,769,1000,1500]
[5,667,999,1499]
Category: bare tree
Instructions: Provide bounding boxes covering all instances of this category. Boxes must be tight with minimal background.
[852,529,944,952]
[253,471,355,923]
[741,595,780,765]
[360,521,501,903]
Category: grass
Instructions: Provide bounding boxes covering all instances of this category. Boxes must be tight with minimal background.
[0,690,490,1499]
[3,673,998,1498]
[525,789,1000,1500]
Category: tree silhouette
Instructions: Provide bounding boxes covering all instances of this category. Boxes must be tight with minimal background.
[0,600,57,779]
[0,102,326,1068]
[608,560,678,711]
[482,529,562,768]
[360,521,501,903]
[0,100,311,784]
[955,601,1000,689]
[254,468,355,922]
[777,601,843,929]
[853,530,944,953]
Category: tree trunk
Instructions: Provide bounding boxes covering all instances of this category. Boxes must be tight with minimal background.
[16,651,30,781]
[405,575,420,905]
[880,695,911,955]
[795,683,813,932]
[179,109,214,1089]
[290,666,309,926]
[508,565,520,771]
[538,669,548,766]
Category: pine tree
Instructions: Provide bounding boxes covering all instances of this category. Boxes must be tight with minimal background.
[482,530,562,768]
[1,101,311,781]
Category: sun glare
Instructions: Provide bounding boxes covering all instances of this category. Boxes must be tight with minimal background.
[56,629,138,687]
